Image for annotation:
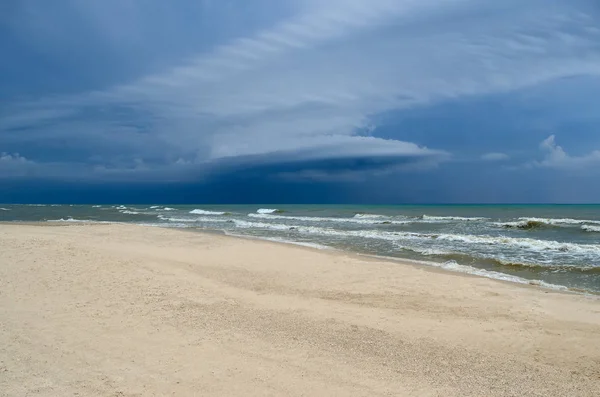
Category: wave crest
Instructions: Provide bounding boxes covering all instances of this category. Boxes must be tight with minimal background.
[421,215,488,222]
[518,217,600,226]
[248,213,410,225]
[190,209,228,215]
[353,213,385,219]
[159,215,231,223]
[496,220,553,230]
[582,225,600,233]
[229,220,600,255]
[497,259,600,274]
[257,208,283,214]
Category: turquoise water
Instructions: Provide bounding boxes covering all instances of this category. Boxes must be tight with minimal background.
[2,204,599,292]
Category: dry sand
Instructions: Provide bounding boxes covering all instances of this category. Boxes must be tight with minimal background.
[1,223,599,396]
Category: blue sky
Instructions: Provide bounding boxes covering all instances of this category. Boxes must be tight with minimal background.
[1,0,599,203]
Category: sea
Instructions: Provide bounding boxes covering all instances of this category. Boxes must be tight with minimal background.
[2,204,600,293]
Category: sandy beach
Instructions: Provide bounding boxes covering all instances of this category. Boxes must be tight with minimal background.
[1,224,599,396]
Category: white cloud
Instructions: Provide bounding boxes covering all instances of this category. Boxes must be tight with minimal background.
[1,0,599,179]
[0,152,30,164]
[481,152,509,161]
[533,135,600,169]
[0,152,37,178]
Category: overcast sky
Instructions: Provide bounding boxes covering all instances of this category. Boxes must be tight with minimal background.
[1,0,600,203]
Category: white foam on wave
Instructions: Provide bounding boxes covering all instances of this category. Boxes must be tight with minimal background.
[92,205,102,208]
[399,244,600,273]
[233,219,293,231]
[190,209,227,215]
[432,261,569,291]
[233,221,430,244]
[115,205,128,210]
[159,215,231,223]
[518,217,600,226]
[150,206,160,209]
[47,218,113,224]
[48,218,89,223]
[434,232,600,255]
[493,221,535,228]
[582,225,600,233]
[0,208,10,211]
[163,207,176,211]
[353,213,386,219]
[257,208,282,214]
[422,215,488,222]
[141,221,195,229]
[228,220,600,256]
[247,213,411,225]
[120,210,141,215]
[404,247,453,256]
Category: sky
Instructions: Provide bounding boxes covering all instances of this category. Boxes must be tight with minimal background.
[1,0,600,204]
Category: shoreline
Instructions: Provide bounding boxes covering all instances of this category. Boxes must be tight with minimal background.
[220,229,587,296]
[3,220,594,296]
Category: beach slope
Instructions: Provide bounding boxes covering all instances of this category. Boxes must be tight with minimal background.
[1,224,599,396]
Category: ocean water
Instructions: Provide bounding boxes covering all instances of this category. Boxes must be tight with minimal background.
[2,204,600,293]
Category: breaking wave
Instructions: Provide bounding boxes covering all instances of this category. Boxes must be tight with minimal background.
[518,217,600,226]
[432,233,600,255]
[421,215,488,222]
[496,260,600,274]
[159,215,231,223]
[190,209,228,215]
[257,208,283,214]
[233,219,293,231]
[229,220,600,256]
[495,220,555,230]
[353,213,386,219]
[247,213,411,225]
[582,225,600,233]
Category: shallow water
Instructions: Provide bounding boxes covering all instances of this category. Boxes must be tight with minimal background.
[2,204,599,292]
